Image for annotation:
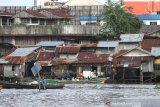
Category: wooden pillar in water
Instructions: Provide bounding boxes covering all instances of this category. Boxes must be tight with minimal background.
[140,71,143,84]
[122,68,125,83]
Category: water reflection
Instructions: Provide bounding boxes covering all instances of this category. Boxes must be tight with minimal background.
[0,84,160,107]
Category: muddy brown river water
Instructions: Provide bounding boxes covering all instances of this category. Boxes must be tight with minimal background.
[0,84,159,107]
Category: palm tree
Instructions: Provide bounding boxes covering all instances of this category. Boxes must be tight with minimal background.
[100,2,142,39]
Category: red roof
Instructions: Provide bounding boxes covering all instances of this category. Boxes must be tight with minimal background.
[141,39,160,51]
[26,10,46,17]
[56,46,80,54]
[74,52,109,64]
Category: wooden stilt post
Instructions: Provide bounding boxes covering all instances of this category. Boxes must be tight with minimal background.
[140,71,143,84]
[38,72,41,91]
[122,68,125,83]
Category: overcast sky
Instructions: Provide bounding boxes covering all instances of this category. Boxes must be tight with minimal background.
[0,0,110,6]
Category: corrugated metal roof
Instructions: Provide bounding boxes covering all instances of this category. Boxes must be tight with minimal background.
[151,47,160,57]
[137,14,160,20]
[140,25,160,36]
[56,46,80,54]
[36,41,64,47]
[0,58,8,64]
[26,10,46,17]
[37,51,54,61]
[5,52,37,64]
[9,47,39,57]
[74,52,109,64]
[141,39,160,52]
[97,41,119,47]
[120,34,144,42]
[113,56,154,63]
[37,51,54,66]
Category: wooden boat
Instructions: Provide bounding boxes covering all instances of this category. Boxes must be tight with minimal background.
[0,82,64,89]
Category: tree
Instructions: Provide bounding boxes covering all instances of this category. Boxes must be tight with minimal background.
[100,2,142,39]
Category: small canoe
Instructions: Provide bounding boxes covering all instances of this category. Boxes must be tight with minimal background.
[0,82,64,89]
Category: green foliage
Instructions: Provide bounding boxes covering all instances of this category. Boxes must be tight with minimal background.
[100,2,142,39]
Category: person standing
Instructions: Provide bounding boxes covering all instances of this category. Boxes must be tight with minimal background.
[40,76,46,90]
[79,71,83,80]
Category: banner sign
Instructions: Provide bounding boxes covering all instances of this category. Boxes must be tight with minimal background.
[31,61,42,76]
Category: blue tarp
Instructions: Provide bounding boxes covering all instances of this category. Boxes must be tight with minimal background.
[137,14,160,20]
[80,16,97,21]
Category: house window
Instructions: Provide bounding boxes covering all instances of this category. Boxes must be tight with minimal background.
[154,64,160,70]
[40,19,45,25]
[12,65,15,71]
[31,18,38,24]
[150,22,157,25]
[2,17,7,25]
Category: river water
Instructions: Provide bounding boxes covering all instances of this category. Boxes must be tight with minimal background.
[0,84,160,107]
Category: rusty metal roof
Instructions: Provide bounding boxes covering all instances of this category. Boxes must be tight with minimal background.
[141,39,160,52]
[26,10,46,17]
[55,46,80,54]
[37,51,53,66]
[13,9,46,18]
[37,51,53,61]
[74,52,109,64]
[45,9,72,18]
[4,51,37,64]
[1,47,39,64]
